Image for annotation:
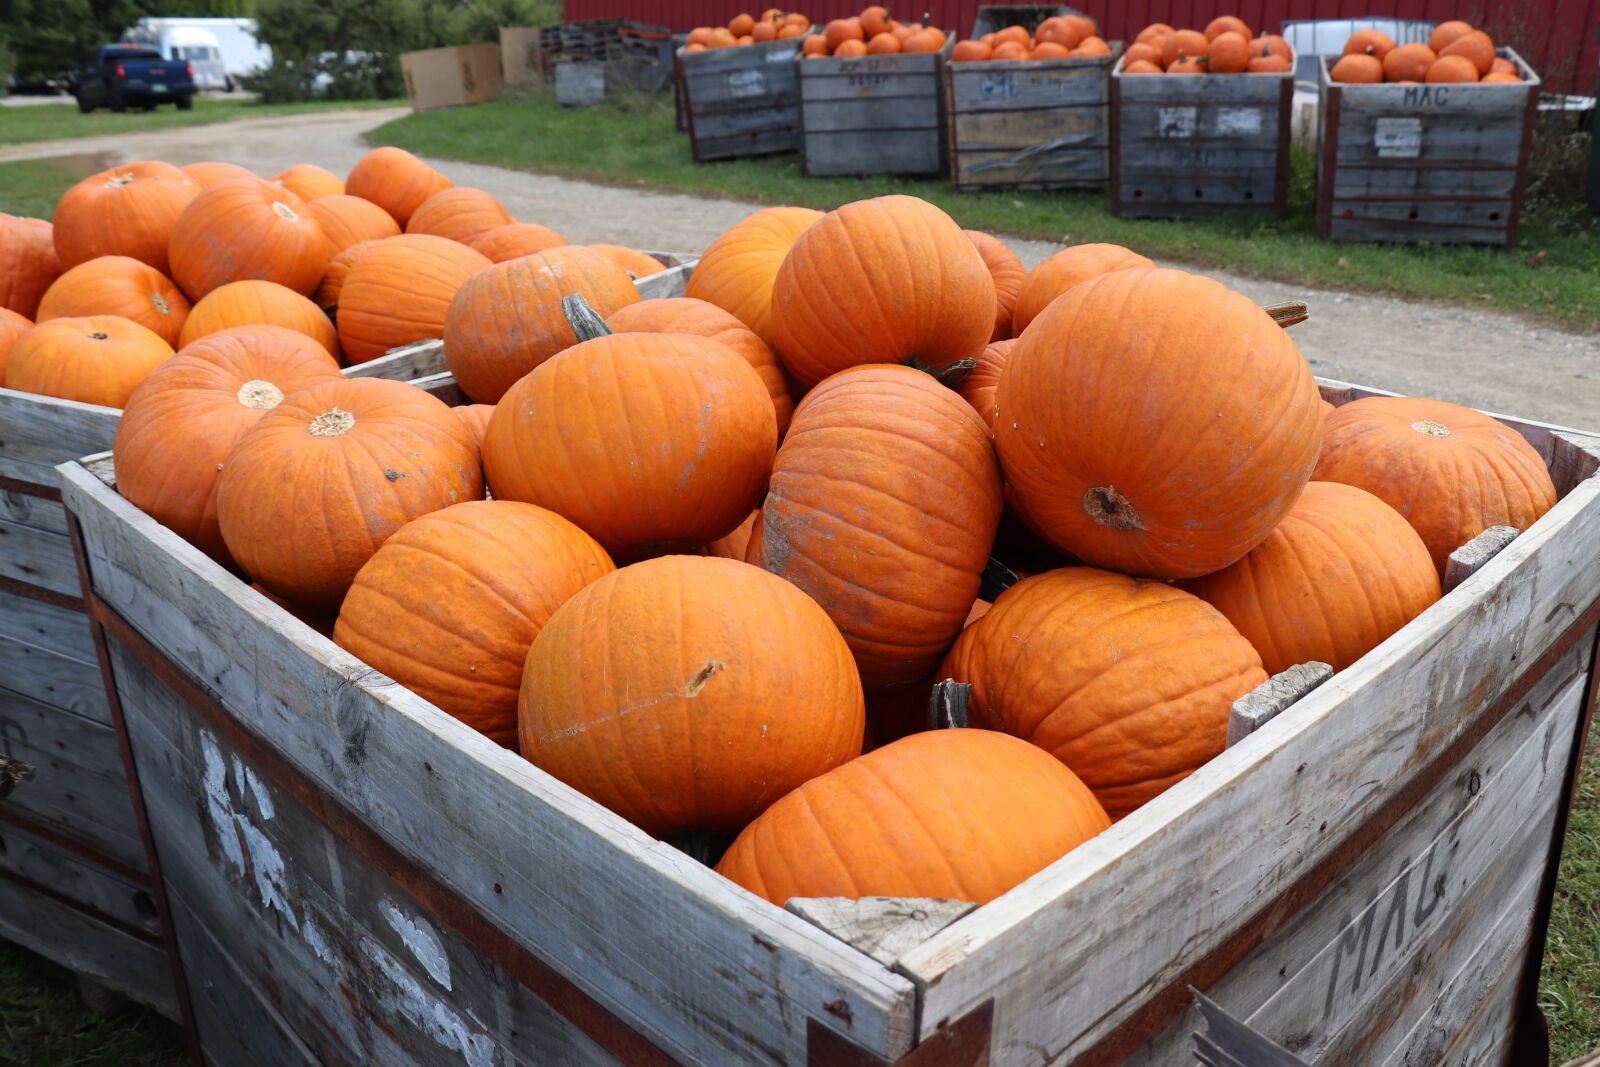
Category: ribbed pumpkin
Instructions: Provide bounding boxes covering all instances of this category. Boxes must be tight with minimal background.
[452,403,495,454]
[956,339,1012,433]
[1312,397,1558,575]
[405,187,514,244]
[519,555,865,837]
[337,235,491,364]
[468,222,568,263]
[942,568,1268,817]
[771,196,994,387]
[1011,243,1155,334]
[996,269,1322,579]
[484,332,776,557]
[178,279,339,358]
[716,729,1108,905]
[1183,482,1440,675]
[344,147,452,227]
[314,238,386,312]
[607,297,793,436]
[684,206,822,347]
[335,500,614,748]
[53,162,198,275]
[113,328,344,563]
[965,230,1027,341]
[216,377,484,612]
[590,244,665,279]
[0,308,33,386]
[443,245,640,403]
[181,161,257,188]
[36,256,190,347]
[702,509,758,559]
[748,364,1002,691]
[272,164,344,202]
[301,195,401,254]
[0,214,61,319]
[168,179,333,300]
[6,315,174,407]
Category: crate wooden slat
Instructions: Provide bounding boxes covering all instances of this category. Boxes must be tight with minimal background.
[1316,50,1540,246]
[680,36,810,162]
[57,360,1600,1063]
[798,37,953,178]
[1111,55,1294,218]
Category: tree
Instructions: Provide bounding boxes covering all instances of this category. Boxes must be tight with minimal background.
[0,0,260,83]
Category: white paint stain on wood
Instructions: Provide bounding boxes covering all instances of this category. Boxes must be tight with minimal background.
[382,897,453,991]
[362,935,494,1067]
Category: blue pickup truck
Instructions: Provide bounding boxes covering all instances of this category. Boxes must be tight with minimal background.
[71,44,197,113]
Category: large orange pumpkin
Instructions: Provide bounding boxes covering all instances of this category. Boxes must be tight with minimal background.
[300,195,401,254]
[405,187,514,244]
[956,338,1013,432]
[1183,482,1440,675]
[749,364,1002,691]
[716,729,1108,904]
[995,268,1323,579]
[6,315,174,407]
[1012,243,1154,335]
[942,568,1268,817]
[0,214,61,319]
[313,238,386,312]
[168,180,333,300]
[965,230,1027,341]
[113,328,344,563]
[344,147,453,227]
[589,244,666,279]
[337,235,491,364]
[36,256,190,348]
[181,161,257,188]
[701,509,758,559]
[606,297,793,436]
[334,500,614,748]
[271,163,344,202]
[519,555,865,837]
[484,331,776,557]
[771,196,995,387]
[684,206,823,347]
[53,162,198,275]
[468,222,568,263]
[216,377,484,612]
[1312,396,1557,575]
[177,279,339,357]
[443,245,640,403]
[0,308,33,386]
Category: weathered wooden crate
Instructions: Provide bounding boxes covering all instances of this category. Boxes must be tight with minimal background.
[1316,49,1541,245]
[680,35,811,162]
[797,36,953,178]
[1111,55,1295,218]
[0,255,694,1019]
[54,366,1600,1064]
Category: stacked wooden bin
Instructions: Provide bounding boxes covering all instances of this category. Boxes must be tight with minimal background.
[796,35,954,177]
[679,34,811,161]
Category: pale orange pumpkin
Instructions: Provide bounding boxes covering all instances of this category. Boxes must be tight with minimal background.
[956,338,1013,432]
[36,256,191,348]
[301,195,402,254]
[0,308,33,386]
[405,187,515,244]
[0,214,61,319]
[468,222,569,263]
[1012,243,1154,334]
[589,244,667,279]
[313,238,386,313]
[684,206,823,347]
[344,146,453,227]
[177,279,339,358]
[181,161,258,188]
[965,230,1027,341]
[337,235,491,364]
[271,164,344,201]
[53,161,199,274]
[168,179,333,300]
[6,315,174,407]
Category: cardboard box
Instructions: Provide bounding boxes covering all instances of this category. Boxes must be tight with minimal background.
[400,43,502,110]
[499,26,545,86]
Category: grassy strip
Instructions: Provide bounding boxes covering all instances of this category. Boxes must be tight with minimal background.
[1544,729,1600,1063]
[369,85,1600,331]
[0,97,396,146]
[0,944,185,1065]
[0,158,89,219]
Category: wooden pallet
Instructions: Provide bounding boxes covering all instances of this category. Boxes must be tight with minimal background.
[1315,49,1540,246]
[1111,54,1294,218]
[797,36,953,178]
[680,36,811,162]
[56,359,1600,1063]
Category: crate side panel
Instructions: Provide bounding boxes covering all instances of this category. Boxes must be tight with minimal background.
[0,819,158,935]
[804,131,945,176]
[0,519,79,599]
[0,620,108,721]
[0,585,96,665]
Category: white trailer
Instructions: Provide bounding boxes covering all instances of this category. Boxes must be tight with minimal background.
[123,17,272,90]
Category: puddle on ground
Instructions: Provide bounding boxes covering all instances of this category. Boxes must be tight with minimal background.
[16,151,123,180]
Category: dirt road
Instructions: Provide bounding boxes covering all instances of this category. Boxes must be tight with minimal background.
[8,108,1598,428]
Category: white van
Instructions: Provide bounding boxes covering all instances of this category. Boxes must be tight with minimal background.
[123,17,272,91]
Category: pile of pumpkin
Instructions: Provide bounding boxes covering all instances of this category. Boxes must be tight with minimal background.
[1331,20,1521,84]
[800,7,949,58]
[950,14,1110,63]
[1123,17,1293,74]
[1,158,1560,910]
[682,9,812,51]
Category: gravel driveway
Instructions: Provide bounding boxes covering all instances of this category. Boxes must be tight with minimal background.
[7,107,1597,428]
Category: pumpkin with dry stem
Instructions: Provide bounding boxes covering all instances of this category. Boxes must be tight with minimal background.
[6,315,174,407]
[37,256,190,347]
[168,179,333,300]
[53,162,198,274]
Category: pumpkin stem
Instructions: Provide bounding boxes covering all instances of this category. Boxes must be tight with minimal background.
[666,829,734,867]
[88,331,110,341]
[1410,419,1451,438]
[563,294,613,342]
[1083,485,1146,531]
[236,380,285,411]
[1263,301,1310,329]
[929,680,971,730]
[977,556,1020,602]
[308,407,356,437]
[905,356,979,388]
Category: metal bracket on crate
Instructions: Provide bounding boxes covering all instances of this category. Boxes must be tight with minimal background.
[1190,989,1312,1067]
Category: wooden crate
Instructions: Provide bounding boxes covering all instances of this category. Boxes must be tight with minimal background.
[797,36,953,178]
[1316,49,1541,245]
[680,35,810,162]
[55,366,1600,1064]
[671,34,690,131]
[1111,55,1294,218]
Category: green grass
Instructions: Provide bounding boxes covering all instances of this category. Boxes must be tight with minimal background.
[0,157,89,219]
[0,944,185,1066]
[368,85,1600,332]
[1543,729,1600,1063]
[0,97,397,146]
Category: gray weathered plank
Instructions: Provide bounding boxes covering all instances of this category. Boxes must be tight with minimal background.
[0,518,77,598]
[1331,165,1518,200]
[0,585,96,664]
[1323,217,1517,246]
[948,53,1115,192]
[949,59,1110,110]
[0,389,120,485]
[0,623,108,721]
[0,486,68,535]
[1116,69,1290,106]
[0,819,157,936]
[1443,525,1521,594]
[954,148,1108,187]
[786,898,976,969]
[1328,48,1539,116]
[800,96,941,131]
[1332,117,1525,167]
[1225,663,1333,747]
[952,106,1106,148]
[802,131,944,177]
[681,36,808,160]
